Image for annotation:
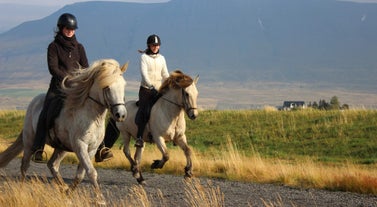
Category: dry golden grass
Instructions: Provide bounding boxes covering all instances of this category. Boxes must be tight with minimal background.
[0,176,96,207]
[0,138,376,206]
[94,138,377,195]
[1,137,376,195]
[0,174,225,207]
[0,175,158,207]
[184,179,225,207]
[203,137,377,194]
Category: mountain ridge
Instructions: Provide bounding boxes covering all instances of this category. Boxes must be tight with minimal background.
[1,0,377,108]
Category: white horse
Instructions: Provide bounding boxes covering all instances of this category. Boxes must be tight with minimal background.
[0,59,128,203]
[117,70,199,184]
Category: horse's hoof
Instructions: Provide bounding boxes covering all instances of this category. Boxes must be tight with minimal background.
[151,160,162,169]
[132,169,140,179]
[131,166,140,179]
[137,178,146,185]
[184,167,193,178]
[184,173,193,179]
[133,172,140,179]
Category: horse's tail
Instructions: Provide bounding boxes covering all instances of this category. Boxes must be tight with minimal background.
[0,131,24,168]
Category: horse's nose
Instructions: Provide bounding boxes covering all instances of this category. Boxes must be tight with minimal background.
[115,113,126,121]
[189,111,197,120]
[114,108,127,121]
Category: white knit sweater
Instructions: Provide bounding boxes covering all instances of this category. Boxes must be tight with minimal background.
[139,53,169,90]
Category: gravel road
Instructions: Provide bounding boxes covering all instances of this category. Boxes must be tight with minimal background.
[1,159,376,207]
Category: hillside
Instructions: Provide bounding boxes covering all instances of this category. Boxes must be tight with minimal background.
[1,0,377,109]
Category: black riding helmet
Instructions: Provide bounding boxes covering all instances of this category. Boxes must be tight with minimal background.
[57,13,78,30]
[147,34,161,46]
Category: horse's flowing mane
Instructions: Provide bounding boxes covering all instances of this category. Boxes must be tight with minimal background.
[62,59,122,110]
[159,70,193,93]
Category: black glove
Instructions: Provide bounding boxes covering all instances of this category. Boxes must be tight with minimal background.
[151,87,158,95]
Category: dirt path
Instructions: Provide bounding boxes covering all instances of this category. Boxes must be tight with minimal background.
[1,159,376,207]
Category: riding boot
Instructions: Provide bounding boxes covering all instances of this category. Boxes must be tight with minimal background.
[134,86,156,148]
[95,118,118,162]
[31,105,48,163]
[135,122,146,148]
[32,89,63,163]
[103,118,120,148]
[95,143,113,162]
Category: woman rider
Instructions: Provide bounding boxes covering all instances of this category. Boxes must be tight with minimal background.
[95,34,169,161]
[32,13,89,162]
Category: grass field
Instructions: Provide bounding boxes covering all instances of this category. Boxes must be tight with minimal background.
[0,109,376,195]
[186,109,377,164]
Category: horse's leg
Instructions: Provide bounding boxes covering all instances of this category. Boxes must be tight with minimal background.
[47,149,68,186]
[120,131,145,184]
[21,150,32,181]
[134,145,146,184]
[69,163,85,192]
[174,134,193,178]
[151,136,169,169]
[122,133,137,174]
[72,143,104,203]
[20,131,34,181]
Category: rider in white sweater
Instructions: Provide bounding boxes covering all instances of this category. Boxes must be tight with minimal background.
[135,34,169,147]
[140,47,169,90]
[95,34,169,162]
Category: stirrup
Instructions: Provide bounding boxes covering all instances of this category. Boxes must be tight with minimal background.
[31,149,47,163]
[95,147,114,162]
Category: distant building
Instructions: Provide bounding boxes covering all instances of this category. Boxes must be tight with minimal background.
[280,101,306,111]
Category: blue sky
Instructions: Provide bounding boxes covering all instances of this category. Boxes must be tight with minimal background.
[339,0,377,2]
[0,0,376,33]
[0,0,169,33]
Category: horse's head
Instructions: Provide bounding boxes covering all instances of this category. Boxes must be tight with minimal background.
[161,70,199,120]
[92,59,128,122]
[62,59,128,121]
[182,75,199,120]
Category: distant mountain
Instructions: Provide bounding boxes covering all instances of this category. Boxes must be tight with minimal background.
[1,0,377,92]
[0,3,59,33]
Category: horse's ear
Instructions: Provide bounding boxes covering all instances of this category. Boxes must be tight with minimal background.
[121,61,129,73]
[194,75,199,84]
[176,75,193,88]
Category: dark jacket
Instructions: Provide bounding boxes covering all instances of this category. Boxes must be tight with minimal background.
[47,33,89,93]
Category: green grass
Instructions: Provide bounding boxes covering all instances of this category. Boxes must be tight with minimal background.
[0,110,25,139]
[185,109,377,164]
[1,109,377,165]
[0,88,44,98]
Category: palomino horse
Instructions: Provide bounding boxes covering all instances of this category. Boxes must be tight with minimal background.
[117,70,199,184]
[0,59,128,203]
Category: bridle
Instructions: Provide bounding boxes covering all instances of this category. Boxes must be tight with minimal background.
[161,88,197,114]
[88,86,125,113]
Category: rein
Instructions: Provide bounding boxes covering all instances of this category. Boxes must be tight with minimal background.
[161,88,197,111]
[161,96,183,108]
[88,95,106,107]
[88,86,125,111]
